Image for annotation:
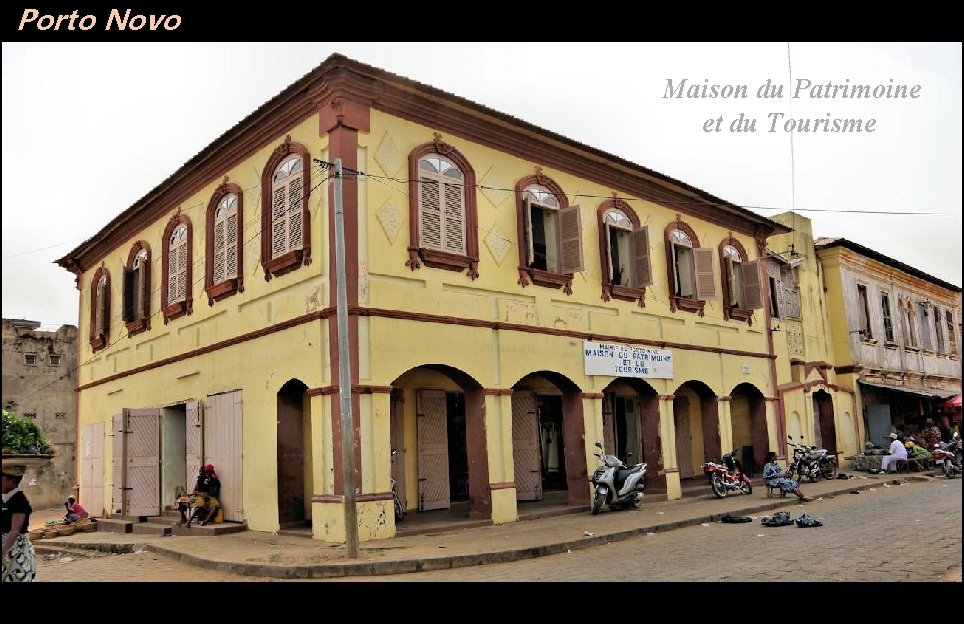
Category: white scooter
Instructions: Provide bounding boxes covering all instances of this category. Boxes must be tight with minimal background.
[589,441,647,515]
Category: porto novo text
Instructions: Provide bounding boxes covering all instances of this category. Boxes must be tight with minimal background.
[18,9,182,31]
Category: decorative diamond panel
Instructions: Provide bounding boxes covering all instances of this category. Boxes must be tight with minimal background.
[480,166,510,208]
[484,223,511,266]
[374,131,402,177]
[376,199,401,244]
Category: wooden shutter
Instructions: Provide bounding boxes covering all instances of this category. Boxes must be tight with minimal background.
[287,172,304,252]
[126,408,160,518]
[693,247,717,300]
[419,176,442,250]
[417,390,450,511]
[724,258,736,307]
[558,204,585,273]
[136,265,147,320]
[772,264,785,318]
[225,211,238,279]
[185,400,203,495]
[213,218,226,284]
[123,268,136,322]
[741,260,763,310]
[442,181,465,254]
[175,241,187,302]
[271,185,287,259]
[523,197,535,266]
[631,226,652,287]
[511,391,542,501]
[96,279,108,337]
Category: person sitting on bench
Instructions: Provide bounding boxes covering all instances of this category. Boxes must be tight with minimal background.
[762,452,812,501]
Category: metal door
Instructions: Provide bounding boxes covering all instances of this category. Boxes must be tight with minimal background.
[185,400,203,491]
[127,409,161,517]
[416,390,450,511]
[866,404,892,450]
[111,413,126,515]
[674,397,694,478]
[80,422,105,518]
[512,391,542,501]
[205,390,244,522]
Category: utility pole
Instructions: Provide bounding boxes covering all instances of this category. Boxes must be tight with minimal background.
[333,158,359,558]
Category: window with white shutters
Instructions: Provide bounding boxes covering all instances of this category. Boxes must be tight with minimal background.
[407,143,480,279]
[418,156,466,255]
[162,214,193,323]
[206,183,244,304]
[260,140,311,280]
[271,156,304,260]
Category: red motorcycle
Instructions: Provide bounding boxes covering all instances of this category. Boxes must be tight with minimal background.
[702,449,753,498]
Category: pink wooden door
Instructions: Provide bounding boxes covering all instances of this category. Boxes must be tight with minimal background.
[126,409,161,517]
[185,400,203,492]
[205,390,243,522]
[512,391,542,501]
[111,413,126,516]
[80,422,105,518]
[417,390,450,511]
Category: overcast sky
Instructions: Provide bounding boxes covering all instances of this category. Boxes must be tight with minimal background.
[3,42,961,330]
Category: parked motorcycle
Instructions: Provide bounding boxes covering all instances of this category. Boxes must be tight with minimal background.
[785,437,810,481]
[932,437,962,479]
[391,449,404,522]
[589,442,647,514]
[787,436,835,482]
[702,449,752,498]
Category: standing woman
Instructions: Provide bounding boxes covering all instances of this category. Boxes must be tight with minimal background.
[2,465,36,582]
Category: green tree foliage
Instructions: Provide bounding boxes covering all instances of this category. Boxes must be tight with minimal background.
[2,410,52,454]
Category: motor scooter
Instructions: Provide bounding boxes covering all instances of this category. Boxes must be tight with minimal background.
[932,436,962,479]
[589,442,647,514]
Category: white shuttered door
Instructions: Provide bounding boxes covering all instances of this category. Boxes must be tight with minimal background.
[417,390,450,511]
[205,390,244,522]
[512,391,542,501]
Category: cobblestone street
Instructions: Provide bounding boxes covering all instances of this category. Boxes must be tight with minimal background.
[34,477,961,582]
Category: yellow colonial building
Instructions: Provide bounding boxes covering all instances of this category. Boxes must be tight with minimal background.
[57,54,793,542]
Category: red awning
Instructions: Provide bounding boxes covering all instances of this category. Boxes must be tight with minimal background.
[944,394,962,408]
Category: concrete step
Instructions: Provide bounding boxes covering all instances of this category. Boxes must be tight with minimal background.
[172,522,246,537]
[94,518,134,533]
[131,522,172,536]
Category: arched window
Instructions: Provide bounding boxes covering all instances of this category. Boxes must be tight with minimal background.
[89,267,111,351]
[717,238,760,322]
[406,141,479,279]
[205,182,244,304]
[260,138,311,280]
[123,241,151,335]
[664,219,715,314]
[162,214,193,323]
[515,174,583,294]
[596,200,651,304]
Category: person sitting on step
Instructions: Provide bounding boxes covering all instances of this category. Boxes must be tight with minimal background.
[185,464,222,527]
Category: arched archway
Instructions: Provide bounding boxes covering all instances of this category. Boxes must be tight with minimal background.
[510,370,588,506]
[672,380,719,478]
[729,382,768,477]
[812,390,837,455]
[600,378,663,490]
[277,378,308,528]
[389,365,489,519]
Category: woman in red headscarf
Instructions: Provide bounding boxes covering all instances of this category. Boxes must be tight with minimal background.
[185,464,221,527]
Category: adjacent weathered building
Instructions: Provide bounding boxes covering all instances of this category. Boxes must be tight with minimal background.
[1,318,78,509]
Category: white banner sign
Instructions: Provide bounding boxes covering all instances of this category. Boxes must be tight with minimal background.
[583,341,674,379]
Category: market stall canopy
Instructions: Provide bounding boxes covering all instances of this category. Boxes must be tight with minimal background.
[942,394,962,408]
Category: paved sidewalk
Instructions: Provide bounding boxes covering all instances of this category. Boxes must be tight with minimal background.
[31,472,934,579]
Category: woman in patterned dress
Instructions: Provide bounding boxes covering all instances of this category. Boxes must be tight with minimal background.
[2,465,36,582]
[762,452,813,502]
